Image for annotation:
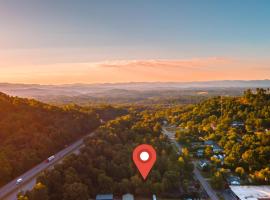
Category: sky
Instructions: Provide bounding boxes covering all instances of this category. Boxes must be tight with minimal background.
[0,0,270,84]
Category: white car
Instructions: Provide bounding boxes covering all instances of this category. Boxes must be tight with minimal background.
[16,178,23,185]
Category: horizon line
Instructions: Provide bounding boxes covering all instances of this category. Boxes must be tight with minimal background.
[0,79,270,86]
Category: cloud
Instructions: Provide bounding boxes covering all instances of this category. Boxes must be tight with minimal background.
[94,57,232,69]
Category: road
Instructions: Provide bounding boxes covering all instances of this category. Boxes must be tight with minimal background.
[162,126,182,153]
[0,132,95,200]
[162,126,219,200]
[193,162,219,200]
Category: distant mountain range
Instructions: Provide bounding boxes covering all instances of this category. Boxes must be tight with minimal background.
[0,80,269,104]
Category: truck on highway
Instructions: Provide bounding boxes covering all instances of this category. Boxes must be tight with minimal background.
[46,155,55,163]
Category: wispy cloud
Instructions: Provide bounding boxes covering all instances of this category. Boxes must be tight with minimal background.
[94,57,232,69]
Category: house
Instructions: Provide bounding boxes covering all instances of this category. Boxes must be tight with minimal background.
[212,154,225,165]
[122,193,134,200]
[198,160,210,170]
[231,121,245,128]
[226,175,241,186]
[212,144,223,154]
[196,149,204,157]
[96,194,113,200]
[213,154,225,160]
[191,142,203,149]
[229,185,270,200]
[204,140,215,146]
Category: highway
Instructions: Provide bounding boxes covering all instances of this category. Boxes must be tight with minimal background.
[162,126,219,200]
[0,132,95,200]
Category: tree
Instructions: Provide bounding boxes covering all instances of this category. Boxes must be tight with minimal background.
[63,182,89,200]
[210,171,224,190]
[235,167,245,177]
[17,195,29,200]
[181,147,190,161]
[98,174,113,192]
[178,156,185,168]
[28,182,49,200]
[205,146,213,158]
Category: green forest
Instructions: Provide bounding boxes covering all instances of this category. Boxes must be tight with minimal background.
[1,89,270,199]
[168,88,270,186]
[19,111,194,200]
[0,92,126,186]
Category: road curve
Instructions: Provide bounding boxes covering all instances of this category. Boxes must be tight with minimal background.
[0,132,95,200]
[193,161,219,200]
[162,126,219,200]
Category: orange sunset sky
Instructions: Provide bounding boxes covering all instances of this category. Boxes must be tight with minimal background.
[0,1,270,84]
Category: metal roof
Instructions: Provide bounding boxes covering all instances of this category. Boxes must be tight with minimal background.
[122,193,134,200]
[96,194,113,200]
[230,185,270,200]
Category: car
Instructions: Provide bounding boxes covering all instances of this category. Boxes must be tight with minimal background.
[16,178,23,185]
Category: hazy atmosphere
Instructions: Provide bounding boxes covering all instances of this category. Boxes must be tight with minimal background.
[1,0,270,84]
[1,1,270,200]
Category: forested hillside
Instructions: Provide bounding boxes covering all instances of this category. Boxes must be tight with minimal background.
[169,88,270,185]
[0,92,125,186]
[20,111,194,200]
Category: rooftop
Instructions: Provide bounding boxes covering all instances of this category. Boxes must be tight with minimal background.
[96,194,113,200]
[227,175,241,185]
[122,193,134,200]
[230,185,270,200]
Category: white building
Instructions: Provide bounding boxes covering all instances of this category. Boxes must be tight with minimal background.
[122,193,134,200]
[230,185,270,200]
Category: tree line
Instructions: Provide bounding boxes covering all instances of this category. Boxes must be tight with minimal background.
[168,88,270,186]
[0,92,126,186]
[19,110,194,200]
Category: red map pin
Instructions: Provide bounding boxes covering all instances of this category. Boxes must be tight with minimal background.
[133,144,157,180]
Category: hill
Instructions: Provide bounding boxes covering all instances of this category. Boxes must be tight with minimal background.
[168,88,270,185]
[2,80,270,105]
[0,92,126,186]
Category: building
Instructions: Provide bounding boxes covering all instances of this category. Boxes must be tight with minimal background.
[198,160,210,170]
[196,149,204,157]
[96,194,113,200]
[212,144,223,154]
[204,140,215,146]
[226,175,241,185]
[191,142,203,149]
[231,121,245,128]
[230,185,270,200]
[213,154,225,160]
[122,193,134,200]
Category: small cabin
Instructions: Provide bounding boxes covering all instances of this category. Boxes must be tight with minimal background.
[96,194,113,200]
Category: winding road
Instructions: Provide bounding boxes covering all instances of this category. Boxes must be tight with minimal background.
[162,126,219,200]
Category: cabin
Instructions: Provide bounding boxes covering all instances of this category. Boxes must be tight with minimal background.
[196,149,204,157]
[96,194,113,200]
[204,140,215,146]
[198,160,210,170]
[212,144,223,153]
[122,193,134,200]
[226,175,241,186]
[231,121,245,128]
